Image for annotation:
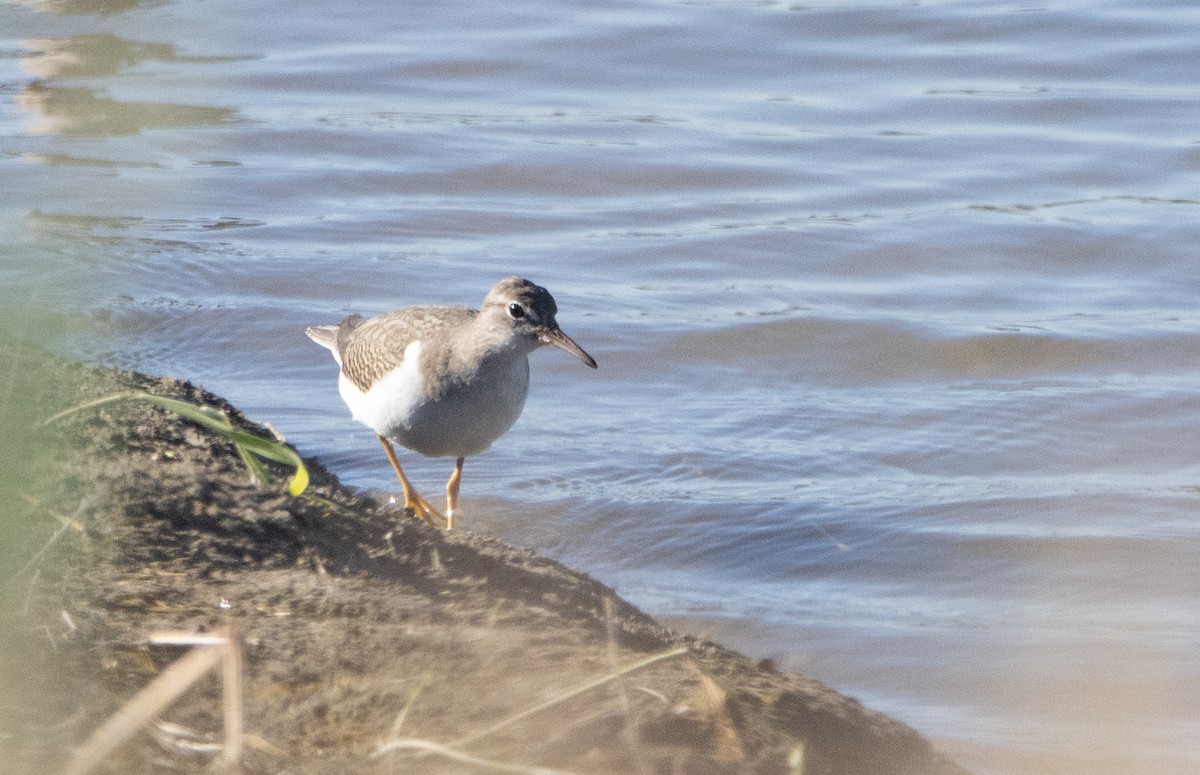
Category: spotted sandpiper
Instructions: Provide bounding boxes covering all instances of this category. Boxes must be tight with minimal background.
[305,276,597,529]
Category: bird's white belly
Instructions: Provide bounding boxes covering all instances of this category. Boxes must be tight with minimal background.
[338,341,426,439]
[338,340,531,458]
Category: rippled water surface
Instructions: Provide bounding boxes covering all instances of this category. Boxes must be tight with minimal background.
[4,1,1200,772]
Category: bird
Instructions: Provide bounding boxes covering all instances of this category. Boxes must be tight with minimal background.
[305,276,597,529]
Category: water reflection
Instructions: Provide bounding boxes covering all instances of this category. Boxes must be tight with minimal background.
[14,82,232,136]
[13,0,149,17]
[13,31,235,137]
[20,34,182,79]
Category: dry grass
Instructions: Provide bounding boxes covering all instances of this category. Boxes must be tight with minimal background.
[372,645,689,768]
[62,628,245,775]
[61,626,691,775]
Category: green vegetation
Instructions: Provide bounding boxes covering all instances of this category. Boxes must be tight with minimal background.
[43,391,309,496]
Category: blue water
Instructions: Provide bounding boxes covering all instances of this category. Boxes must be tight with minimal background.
[3,1,1199,772]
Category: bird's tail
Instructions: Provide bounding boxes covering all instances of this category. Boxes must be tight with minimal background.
[304,324,340,352]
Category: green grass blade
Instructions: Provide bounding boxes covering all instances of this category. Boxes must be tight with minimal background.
[285,459,309,496]
[235,442,273,486]
[221,428,310,495]
[139,394,233,430]
[40,390,147,426]
[43,390,310,495]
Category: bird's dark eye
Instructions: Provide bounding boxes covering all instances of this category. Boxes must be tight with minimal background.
[508,302,526,319]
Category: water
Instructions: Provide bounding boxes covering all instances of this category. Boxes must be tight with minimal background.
[3,0,1199,772]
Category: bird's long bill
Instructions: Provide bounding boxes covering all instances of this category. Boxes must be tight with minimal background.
[541,326,598,369]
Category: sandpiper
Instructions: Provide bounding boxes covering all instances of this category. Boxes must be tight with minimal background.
[306,276,597,529]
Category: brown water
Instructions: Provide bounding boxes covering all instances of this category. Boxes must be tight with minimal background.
[3,1,1199,772]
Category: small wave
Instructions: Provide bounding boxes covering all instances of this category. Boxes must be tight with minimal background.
[664,317,1200,383]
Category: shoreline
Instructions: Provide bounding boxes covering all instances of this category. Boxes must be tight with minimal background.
[2,356,969,775]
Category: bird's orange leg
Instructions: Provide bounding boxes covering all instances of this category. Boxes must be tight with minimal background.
[377,435,444,527]
[444,456,465,531]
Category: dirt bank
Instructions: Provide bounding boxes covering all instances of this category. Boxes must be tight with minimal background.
[1,355,969,775]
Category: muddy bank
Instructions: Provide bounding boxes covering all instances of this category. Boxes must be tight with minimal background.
[1,355,969,775]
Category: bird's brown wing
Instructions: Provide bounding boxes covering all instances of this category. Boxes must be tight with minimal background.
[338,306,475,392]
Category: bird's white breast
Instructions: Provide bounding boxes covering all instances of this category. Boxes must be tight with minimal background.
[338,340,425,438]
[338,338,531,458]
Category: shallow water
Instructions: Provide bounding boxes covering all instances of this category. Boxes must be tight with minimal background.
[3,0,1200,772]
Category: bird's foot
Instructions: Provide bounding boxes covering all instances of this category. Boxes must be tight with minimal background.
[404,492,447,529]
